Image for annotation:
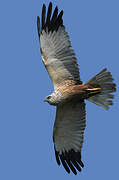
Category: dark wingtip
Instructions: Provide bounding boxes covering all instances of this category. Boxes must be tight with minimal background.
[37,16,40,29]
[49,2,52,12]
[54,148,61,166]
[42,3,46,9]
[60,155,71,174]
[37,16,40,38]
[55,6,58,12]
[42,4,46,29]
[42,4,46,14]
[54,148,84,175]
[40,3,63,32]
[60,10,64,16]
[51,6,58,23]
[49,2,52,7]
[46,2,53,25]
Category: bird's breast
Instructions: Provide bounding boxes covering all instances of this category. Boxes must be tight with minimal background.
[55,84,90,103]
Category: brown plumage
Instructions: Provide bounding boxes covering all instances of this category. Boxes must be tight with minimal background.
[37,2,116,175]
[56,84,101,100]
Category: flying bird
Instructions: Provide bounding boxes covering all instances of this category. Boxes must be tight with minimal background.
[37,2,116,175]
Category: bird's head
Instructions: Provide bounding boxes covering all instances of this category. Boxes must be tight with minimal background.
[44,93,58,106]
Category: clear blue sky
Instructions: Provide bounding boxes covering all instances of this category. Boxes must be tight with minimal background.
[0,0,119,179]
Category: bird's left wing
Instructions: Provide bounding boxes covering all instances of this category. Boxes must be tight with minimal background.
[37,2,82,90]
[53,101,86,175]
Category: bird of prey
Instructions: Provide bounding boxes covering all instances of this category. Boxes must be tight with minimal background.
[37,2,116,175]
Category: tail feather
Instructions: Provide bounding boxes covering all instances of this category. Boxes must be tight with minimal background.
[86,68,116,110]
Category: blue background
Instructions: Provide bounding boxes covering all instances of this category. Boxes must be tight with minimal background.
[0,0,119,179]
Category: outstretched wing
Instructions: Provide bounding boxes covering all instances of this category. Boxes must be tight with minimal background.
[37,2,82,90]
[53,101,86,175]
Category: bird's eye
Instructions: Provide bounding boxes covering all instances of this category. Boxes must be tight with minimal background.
[47,96,51,99]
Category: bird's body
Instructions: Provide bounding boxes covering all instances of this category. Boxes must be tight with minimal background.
[37,2,116,175]
[45,84,101,106]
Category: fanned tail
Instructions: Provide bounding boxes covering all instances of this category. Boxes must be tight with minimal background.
[86,68,116,110]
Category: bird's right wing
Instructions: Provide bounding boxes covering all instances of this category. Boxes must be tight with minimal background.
[37,2,82,90]
[53,101,86,175]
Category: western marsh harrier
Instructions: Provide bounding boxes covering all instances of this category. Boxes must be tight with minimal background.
[37,2,116,175]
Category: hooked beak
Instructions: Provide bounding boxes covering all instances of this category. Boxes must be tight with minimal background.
[44,98,47,102]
